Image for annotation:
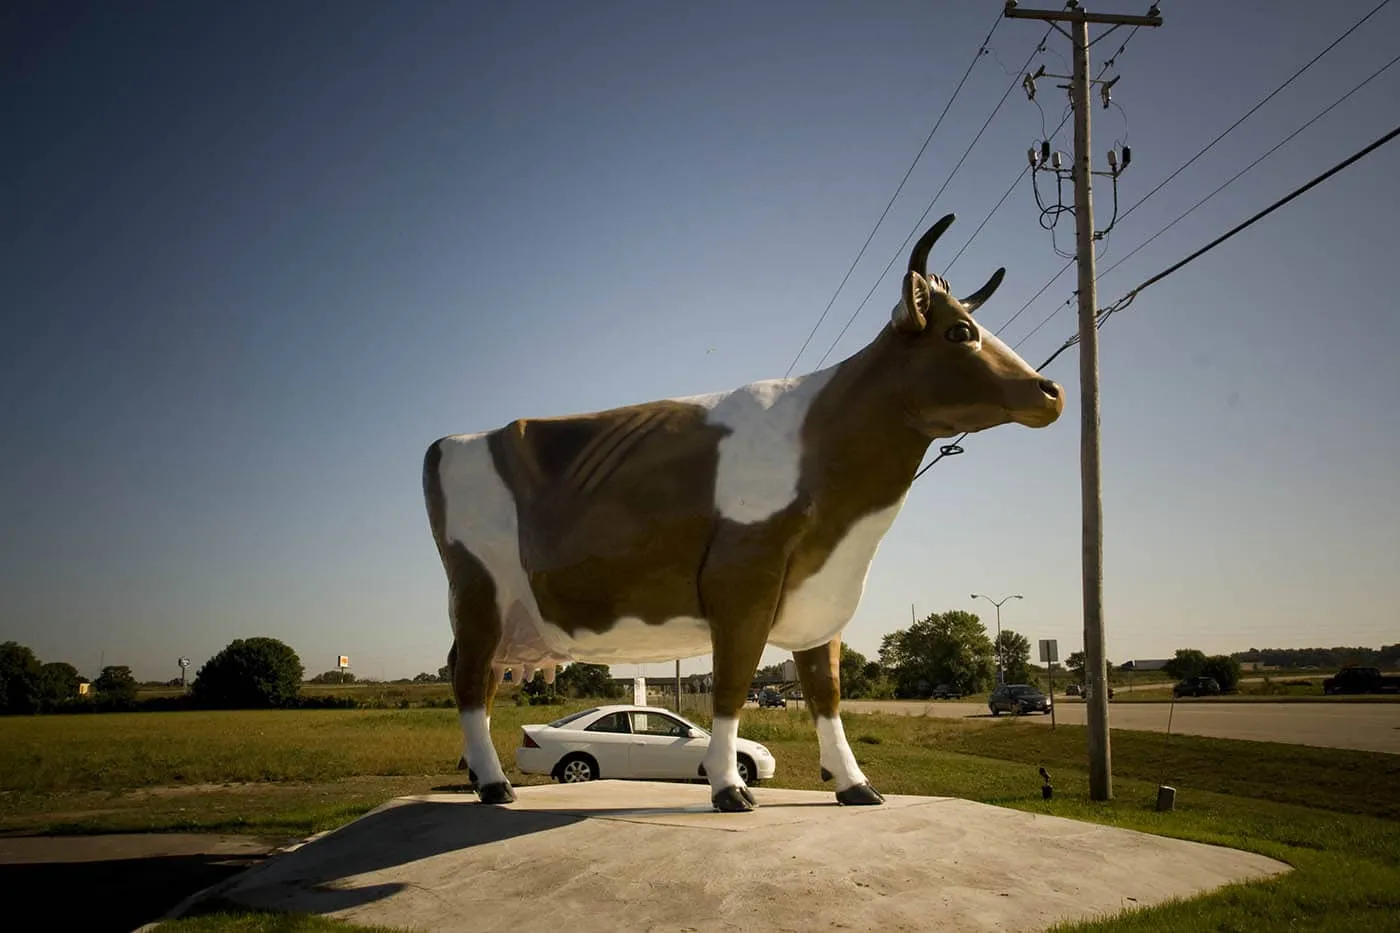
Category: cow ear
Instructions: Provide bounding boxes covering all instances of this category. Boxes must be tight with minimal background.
[893,271,930,333]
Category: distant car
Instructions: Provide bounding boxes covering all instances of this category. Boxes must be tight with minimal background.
[1322,666,1400,695]
[989,684,1053,716]
[746,690,760,704]
[515,705,777,786]
[930,683,964,699]
[1173,676,1222,698]
[758,689,787,708]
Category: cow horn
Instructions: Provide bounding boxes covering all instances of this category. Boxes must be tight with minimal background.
[960,267,1006,312]
[908,214,956,278]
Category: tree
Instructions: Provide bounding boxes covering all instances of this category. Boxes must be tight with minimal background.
[995,630,1033,685]
[839,644,873,698]
[1065,650,1085,682]
[1164,649,1209,680]
[555,662,618,698]
[0,641,42,715]
[309,670,355,684]
[437,664,451,682]
[192,637,304,708]
[93,665,137,699]
[37,661,82,708]
[879,610,994,698]
[1201,654,1242,693]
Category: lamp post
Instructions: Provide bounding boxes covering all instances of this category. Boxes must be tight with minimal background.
[971,593,1022,684]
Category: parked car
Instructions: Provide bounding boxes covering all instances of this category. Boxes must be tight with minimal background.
[930,683,964,699]
[988,684,1052,716]
[758,688,787,708]
[1062,682,1114,699]
[1173,675,1222,698]
[1322,666,1400,695]
[515,705,777,786]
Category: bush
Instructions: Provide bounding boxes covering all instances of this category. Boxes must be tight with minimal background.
[1201,654,1242,693]
[192,637,304,709]
[0,642,43,715]
[93,665,138,705]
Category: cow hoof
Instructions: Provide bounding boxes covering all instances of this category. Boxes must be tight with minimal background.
[712,786,757,812]
[457,756,469,771]
[478,782,516,805]
[820,767,834,782]
[836,783,885,806]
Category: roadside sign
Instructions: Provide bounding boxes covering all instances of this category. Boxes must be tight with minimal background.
[1039,639,1059,663]
[338,655,350,669]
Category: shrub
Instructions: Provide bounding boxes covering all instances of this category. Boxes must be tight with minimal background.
[0,642,43,715]
[192,637,304,709]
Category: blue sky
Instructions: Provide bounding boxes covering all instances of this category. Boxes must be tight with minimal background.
[3,1,1397,684]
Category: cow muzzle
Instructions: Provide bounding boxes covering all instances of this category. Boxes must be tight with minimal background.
[1010,378,1064,427]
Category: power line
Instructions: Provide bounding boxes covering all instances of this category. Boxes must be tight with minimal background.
[1096,50,1400,284]
[997,0,1391,358]
[782,10,1004,378]
[1118,0,1392,225]
[812,25,1056,371]
[910,121,1400,484]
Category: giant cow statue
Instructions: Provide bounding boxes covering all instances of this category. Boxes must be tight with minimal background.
[423,215,1064,812]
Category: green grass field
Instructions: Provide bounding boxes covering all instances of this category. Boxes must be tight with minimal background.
[3,701,1398,932]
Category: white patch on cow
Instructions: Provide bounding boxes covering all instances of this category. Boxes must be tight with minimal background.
[815,715,867,791]
[681,369,835,525]
[566,615,714,664]
[701,715,744,792]
[460,708,508,787]
[768,497,907,652]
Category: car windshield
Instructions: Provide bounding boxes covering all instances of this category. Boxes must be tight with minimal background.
[1007,686,1038,695]
[547,708,599,728]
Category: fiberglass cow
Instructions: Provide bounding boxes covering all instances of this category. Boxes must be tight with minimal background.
[423,214,1064,812]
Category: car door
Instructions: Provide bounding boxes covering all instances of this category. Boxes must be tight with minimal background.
[581,711,636,777]
[626,711,706,778]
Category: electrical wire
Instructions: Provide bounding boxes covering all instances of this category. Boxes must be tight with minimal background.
[782,9,1004,378]
[1096,50,1400,284]
[909,121,1400,484]
[1118,0,1392,225]
[998,0,1391,360]
[812,25,1057,370]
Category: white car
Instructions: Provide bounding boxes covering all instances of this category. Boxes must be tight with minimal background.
[514,704,777,785]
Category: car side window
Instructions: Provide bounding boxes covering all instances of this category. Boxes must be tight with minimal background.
[630,713,685,737]
[585,712,631,734]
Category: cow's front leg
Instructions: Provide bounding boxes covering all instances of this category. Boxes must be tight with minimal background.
[703,617,771,812]
[794,637,884,805]
[700,533,786,813]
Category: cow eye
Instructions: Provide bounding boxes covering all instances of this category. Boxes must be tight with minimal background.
[946,322,975,343]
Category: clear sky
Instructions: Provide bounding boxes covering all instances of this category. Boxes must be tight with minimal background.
[3,1,1397,684]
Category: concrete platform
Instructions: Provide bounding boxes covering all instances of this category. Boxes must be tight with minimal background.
[173,781,1289,932]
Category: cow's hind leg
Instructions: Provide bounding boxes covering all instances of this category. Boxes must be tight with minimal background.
[445,542,514,804]
[794,637,883,805]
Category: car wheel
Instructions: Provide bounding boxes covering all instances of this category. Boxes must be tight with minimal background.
[557,754,598,783]
[737,754,759,786]
[990,706,1001,716]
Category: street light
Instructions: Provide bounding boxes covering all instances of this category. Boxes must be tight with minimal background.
[971,593,1023,684]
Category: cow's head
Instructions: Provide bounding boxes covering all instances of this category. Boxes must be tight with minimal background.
[888,214,1064,438]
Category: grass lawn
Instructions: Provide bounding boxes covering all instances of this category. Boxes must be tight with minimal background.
[3,702,1398,932]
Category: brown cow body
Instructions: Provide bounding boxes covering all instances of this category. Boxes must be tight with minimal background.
[424,215,1064,812]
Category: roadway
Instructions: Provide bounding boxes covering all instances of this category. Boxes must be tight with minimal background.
[840,699,1400,755]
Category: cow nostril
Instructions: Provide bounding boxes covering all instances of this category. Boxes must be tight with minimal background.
[1038,380,1060,399]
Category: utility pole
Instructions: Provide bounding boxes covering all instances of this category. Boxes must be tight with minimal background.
[1003,0,1162,802]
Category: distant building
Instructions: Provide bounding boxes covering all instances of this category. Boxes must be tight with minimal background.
[1119,659,1170,672]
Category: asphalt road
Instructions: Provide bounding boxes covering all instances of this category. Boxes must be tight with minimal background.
[841,699,1400,755]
